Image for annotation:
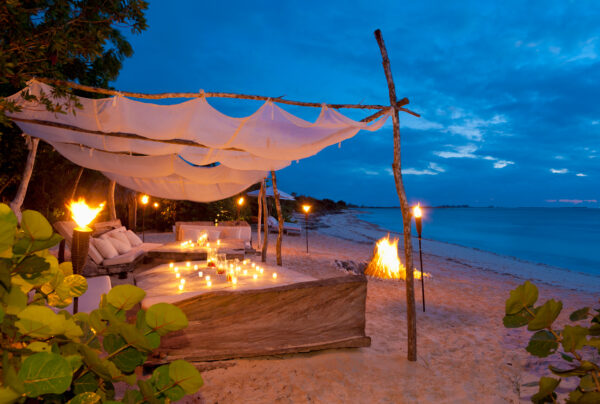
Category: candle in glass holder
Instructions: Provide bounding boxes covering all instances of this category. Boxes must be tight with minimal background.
[243,269,247,275]
[259,268,264,274]
[273,273,278,279]
[178,283,184,291]
[194,264,198,270]
[232,277,237,285]
[205,275,210,280]
[198,271,203,277]
[186,261,191,267]
[207,280,212,287]
[174,266,179,272]
[253,274,258,280]
[169,262,174,268]
[176,273,181,279]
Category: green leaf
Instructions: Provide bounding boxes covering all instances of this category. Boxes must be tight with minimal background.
[526,330,558,357]
[560,352,575,362]
[168,360,203,394]
[569,307,590,321]
[549,364,589,377]
[106,285,146,311]
[89,309,107,334]
[579,375,596,391]
[503,308,534,328]
[18,352,72,397]
[68,392,102,404]
[0,203,18,252]
[63,274,88,297]
[579,392,600,404]
[505,281,538,315]
[13,233,63,255]
[2,284,27,315]
[567,389,583,403]
[137,379,162,404]
[117,322,153,351]
[121,390,144,404]
[73,372,99,395]
[27,341,51,353]
[103,334,146,373]
[531,377,560,404]
[0,259,11,291]
[0,306,4,323]
[15,306,64,338]
[65,354,83,372]
[562,325,589,352]
[20,210,53,240]
[585,337,600,349]
[146,303,188,336]
[14,254,49,280]
[0,387,20,404]
[78,345,112,380]
[528,299,562,331]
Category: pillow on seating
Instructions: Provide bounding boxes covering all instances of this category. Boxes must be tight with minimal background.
[92,237,119,260]
[88,244,104,265]
[107,237,131,255]
[206,229,221,242]
[125,230,143,247]
[107,230,131,248]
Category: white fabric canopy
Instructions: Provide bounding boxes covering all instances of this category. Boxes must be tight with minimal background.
[247,186,295,201]
[7,80,389,202]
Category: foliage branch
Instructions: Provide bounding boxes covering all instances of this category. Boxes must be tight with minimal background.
[0,203,203,403]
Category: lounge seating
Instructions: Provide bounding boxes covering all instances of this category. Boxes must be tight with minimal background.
[53,220,161,277]
[267,216,301,235]
[175,220,252,249]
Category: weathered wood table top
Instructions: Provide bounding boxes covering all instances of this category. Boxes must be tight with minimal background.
[137,259,316,308]
[146,241,245,261]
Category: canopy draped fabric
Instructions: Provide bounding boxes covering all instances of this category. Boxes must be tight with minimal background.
[8,80,389,202]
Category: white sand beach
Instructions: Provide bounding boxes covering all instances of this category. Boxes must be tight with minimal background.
[148,211,598,403]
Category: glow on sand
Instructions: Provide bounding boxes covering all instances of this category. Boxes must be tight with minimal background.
[365,235,429,280]
[68,198,104,229]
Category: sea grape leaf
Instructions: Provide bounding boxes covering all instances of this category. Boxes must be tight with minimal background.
[579,392,600,404]
[145,302,188,336]
[78,345,112,380]
[503,308,535,328]
[579,375,596,391]
[526,330,558,357]
[106,285,146,311]
[13,233,63,255]
[136,310,161,349]
[0,203,18,252]
[15,306,64,338]
[121,390,144,404]
[0,306,4,323]
[73,372,99,395]
[65,354,83,372]
[562,325,589,352]
[137,379,162,404]
[549,364,589,377]
[152,364,185,401]
[505,281,538,315]
[63,274,88,297]
[116,322,153,352]
[531,377,560,404]
[0,387,20,404]
[18,352,72,397]
[69,392,102,404]
[585,338,600,349]
[27,341,51,353]
[20,210,53,240]
[0,258,11,290]
[528,299,562,331]
[560,352,575,362]
[89,309,107,334]
[569,307,590,321]
[2,286,27,315]
[567,389,584,403]
[14,254,49,280]
[168,360,203,394]
[103,334,145,373]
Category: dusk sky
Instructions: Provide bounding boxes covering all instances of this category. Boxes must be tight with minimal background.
[113,1,599,207]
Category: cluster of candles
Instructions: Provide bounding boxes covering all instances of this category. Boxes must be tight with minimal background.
[169,259,277,292]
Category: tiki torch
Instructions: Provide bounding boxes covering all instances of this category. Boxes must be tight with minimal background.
[413,203,426,312]
[302,204,311,253]
[67,198,103,313]
[141,194,149,242]
[237,196,245,220]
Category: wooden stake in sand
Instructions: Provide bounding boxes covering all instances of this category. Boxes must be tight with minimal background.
[9,135,39,220]
[107,180,117,221]
[257,180,264,249]
[261,179,269,263]
[271,170,284,266]
[374,29,418,362]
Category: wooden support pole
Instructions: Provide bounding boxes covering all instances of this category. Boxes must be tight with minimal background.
[271,170,284,266]
[10,135,39,221]
[374,29,417,362]
[261,179,269,262]
[70,166,84,201]
[107,180,117,220]
[257,181,264,249]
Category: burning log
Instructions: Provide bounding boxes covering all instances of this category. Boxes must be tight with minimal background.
[365,235,429,280]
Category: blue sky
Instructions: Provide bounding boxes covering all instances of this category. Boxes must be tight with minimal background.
[114,1,599,207]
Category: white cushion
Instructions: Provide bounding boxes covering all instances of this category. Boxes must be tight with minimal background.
[206,229,221,241]
[268,216,279,227]
[92,237,118,260]
[108,230,131,248]
[107,237,131,255]
[125,230,143,247]
[102,248,144,266]
[88,244,104,265]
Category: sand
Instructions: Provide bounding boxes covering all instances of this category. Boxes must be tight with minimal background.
[142,211,597,403]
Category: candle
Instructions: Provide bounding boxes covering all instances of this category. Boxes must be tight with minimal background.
[176,273,181,279]
[251,262,256,268]
[198,271,203,277]
[180,278,185,284]
[207,280,212,287]
[194,264,198,270]
[174,266,179,272]
[178,284,184,291]
[273,273,278,279]
[232,277,237,285]
[253,274,258,280]
[186,261,191,267]
[169,262,174,268]
[243,269,247,275]
[205,275,210,281]
[260,268,264,274]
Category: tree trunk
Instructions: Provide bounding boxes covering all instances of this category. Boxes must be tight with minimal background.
[271,171,284,266]
[261,180,268,262]
[70,166,84,201]
[257,180,264,249]
[128,193,137,231]
[107,180,117,220]
[374,29,417,362]
[10,136,39,221]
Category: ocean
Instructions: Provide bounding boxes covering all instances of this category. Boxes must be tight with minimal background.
[355,207,600,277]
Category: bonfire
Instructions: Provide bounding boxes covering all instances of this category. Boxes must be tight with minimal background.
[365,235,429,280]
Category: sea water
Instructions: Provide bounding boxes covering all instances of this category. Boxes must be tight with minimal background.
[355,207,600,277]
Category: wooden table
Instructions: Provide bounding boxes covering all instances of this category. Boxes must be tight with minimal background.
[137,260,370,362]
[146,241,245,262]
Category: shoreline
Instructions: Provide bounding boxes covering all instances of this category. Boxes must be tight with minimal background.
[315,209,600,294]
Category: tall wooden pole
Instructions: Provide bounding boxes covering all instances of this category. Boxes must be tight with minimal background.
[107,180,117,220]
[10,135,39,221]
[374,29,417,362]
[271,171,284,266]
[261,180,269,262]
[257,181,264,249]
[70,166,84,201]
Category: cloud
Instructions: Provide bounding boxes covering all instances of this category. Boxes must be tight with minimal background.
[576,173,587,177]
[434,144,478,159]
[446,114,507,141]
[428,162,445,173]
[402,168,438,175]
[493,160,515,169]
[550,168,569,174]
[546,199,597,204]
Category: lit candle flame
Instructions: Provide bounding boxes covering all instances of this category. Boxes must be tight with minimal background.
[273,273,277,279]
[141,194,149,205]
[68,198,104,229]
[207,280,212,287]
[253,274,258,280]
[238,196,244,206]
[302,204,311,213]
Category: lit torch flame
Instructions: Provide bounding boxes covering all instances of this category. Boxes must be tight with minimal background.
[68,198,104,230]
[365,235,429,280]
[413,203,422,218]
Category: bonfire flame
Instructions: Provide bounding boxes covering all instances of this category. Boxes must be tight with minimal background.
[365,235,429,280]
[68,198,104,229]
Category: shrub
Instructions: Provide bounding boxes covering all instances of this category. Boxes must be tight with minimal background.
[504,281,600,403]
[0,204,203,402]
